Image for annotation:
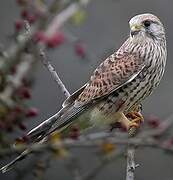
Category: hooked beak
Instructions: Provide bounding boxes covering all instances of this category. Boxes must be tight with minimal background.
[130,24,143,37]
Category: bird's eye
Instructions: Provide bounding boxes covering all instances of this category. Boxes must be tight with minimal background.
[143,20,151,27]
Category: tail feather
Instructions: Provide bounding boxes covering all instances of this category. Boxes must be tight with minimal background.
[27,105,85,143]
[27,110,62,143]
[1,150,30,173]
[1,104,86,173]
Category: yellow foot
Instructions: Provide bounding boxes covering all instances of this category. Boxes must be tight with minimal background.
[116,111,144,137]
[126,111,144,136]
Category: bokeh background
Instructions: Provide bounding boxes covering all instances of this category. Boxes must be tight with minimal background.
[1,0,173,179]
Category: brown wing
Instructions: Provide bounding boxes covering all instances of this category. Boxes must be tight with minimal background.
[75,51,145,106]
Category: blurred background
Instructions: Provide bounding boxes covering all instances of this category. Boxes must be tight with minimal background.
[0,0,173,179]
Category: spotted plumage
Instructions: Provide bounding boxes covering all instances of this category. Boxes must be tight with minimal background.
[1,13,167,172]
[76,51,145,105]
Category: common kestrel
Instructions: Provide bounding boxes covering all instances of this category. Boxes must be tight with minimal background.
[1,13,167,172]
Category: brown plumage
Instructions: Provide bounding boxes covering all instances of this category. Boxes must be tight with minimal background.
[76,52,144,104]
[1,13,167,172]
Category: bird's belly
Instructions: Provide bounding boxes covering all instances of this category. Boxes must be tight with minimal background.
[89,106,119,127]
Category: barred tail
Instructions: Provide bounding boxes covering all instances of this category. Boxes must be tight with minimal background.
[1,150,30,173]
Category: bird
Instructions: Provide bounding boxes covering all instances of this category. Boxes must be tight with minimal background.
[1,13,167,172]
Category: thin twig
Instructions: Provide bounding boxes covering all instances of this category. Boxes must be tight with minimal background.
[0,54,34,106]
[25,20,71,98]
[45,0,92,36]
[0,0,91,73]
[140,113,173,138]
[0,21,37,107]
[38,44,70,98]
[37,0,92,97]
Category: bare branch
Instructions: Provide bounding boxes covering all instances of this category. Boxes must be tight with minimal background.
[140,113,173,138]
[38,44,70,98]
[0,54,34,106]
[25,20,71,98]
[1,130,173,158]
[45,0,92,36]
[36,0,93,98]
[126,145,136,180]
[0,21,35,107]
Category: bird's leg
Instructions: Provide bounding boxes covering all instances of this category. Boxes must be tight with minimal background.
[126,111,144,126]
[116,112,138,130]
[126,110,144,136]
[116,111,144,135]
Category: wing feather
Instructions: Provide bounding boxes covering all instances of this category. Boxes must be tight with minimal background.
[62,84,87,108]
[75,51,145,106]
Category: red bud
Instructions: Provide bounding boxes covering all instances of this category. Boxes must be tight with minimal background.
[18,123,27,131]
[21,9,29,19]
[147,115,160,128]
[15,20,24,31]
[27,15,37,24]
[25,107,39,117]
[169,138,173,146]
[34,31,48,43]
[46,32,65,48]
[69,131,80,140]
[14,106,24,113]
[75,42,86,58]
[18,87,31,99]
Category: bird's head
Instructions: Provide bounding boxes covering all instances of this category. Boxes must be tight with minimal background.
[129,13,165,43]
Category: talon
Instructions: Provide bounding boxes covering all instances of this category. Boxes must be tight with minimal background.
[129,122,139,129]
[115,111,144,136]
[126,111,144,137]
[126,111,144,124]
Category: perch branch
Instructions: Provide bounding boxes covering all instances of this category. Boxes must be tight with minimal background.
[126,145,137,180]
[1,130,173,158]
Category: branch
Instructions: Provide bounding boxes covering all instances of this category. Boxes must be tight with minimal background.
[2,112,173,160]
[1,130,173,158]
[45,0,92,36]
[0,0,91,74]
[0,54,34,107]
[38,44,70,98]
[24,19,71,98]
[0,20,36,107]
[1,127,173,174]
[0,24,37,74]
[36,0,92,97]
[140,113,173,138]
[126,145,137,180]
